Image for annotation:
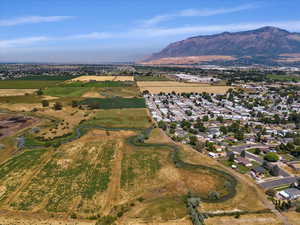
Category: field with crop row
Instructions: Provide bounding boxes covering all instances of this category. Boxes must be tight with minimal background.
[137,81,230,94]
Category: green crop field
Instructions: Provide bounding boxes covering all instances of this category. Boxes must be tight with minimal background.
[267,74,300,82]
[82,108,151,128]
[0,95,43,104]
[0,80,61,89]
[43,87,90,97]
[134,76,171,81]
[80,97,146,109]
[14,75,79,81]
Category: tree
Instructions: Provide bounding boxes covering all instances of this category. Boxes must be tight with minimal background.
[189,136,197,145]
[216,116,224,123]
[36,89,43,95]
[208,191,220,200]
[54,102,63,110]
[294,137,300,146]
[195,141,205,152]
[240,150,246,158]
[254,148,261,155]
[72,100,78,108]
[228,152,235,162]
[234,130,244,141]
[158,121,167,130]
[270,165,280,176]
[202,115,209,122]
[220,126,228,134]
[41,100,49,107]
[264,152,279,162]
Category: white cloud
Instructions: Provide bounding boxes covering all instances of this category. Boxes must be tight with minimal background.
[133,20,300,37]
[141,3,257,27]
[67,32,113,40]
[2,20,300,48]
[0,16,74,27]
[0,36,49,48]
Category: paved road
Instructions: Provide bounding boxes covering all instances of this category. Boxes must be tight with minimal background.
[259,177,300,189]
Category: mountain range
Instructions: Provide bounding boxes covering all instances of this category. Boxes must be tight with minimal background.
[143,26,300,66]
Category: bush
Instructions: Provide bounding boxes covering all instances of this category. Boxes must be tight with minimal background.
[42,100,49,107]
[96,216,116,225]
[36,89,43,95]
[264,152,279,162]
[208,191,220,201]
[54,102,63,110]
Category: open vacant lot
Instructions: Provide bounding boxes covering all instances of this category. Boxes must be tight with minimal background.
[137,81,230,94]
[71,76,134,82]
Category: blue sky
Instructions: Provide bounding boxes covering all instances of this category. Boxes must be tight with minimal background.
[0,0,300,63]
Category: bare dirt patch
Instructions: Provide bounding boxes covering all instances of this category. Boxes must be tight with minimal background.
[82,91,102,98]
[0,114,39,139]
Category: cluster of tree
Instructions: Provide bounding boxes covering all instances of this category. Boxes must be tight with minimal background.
[276,142,300,157]
[220,121,246,141]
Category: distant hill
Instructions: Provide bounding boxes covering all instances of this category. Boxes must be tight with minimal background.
[143,26,300,65]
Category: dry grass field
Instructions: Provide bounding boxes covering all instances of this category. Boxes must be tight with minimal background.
[37,106,95,139]
[205,213,282,225]
[282,212,300,225]
[0,79,281,225]
[71,76,134,82]
[0,89,37,97]
[137,81,230,94]
[180,144,267,212]
[0,211,95,225]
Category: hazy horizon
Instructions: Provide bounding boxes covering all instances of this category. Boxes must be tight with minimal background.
[1,0,300,63]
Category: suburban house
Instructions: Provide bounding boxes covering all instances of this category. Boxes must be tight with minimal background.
[234,157,253,167]
[279,188,300,200]
[251,166,267,178]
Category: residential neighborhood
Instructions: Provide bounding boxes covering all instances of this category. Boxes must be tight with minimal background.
[144,83,300,210]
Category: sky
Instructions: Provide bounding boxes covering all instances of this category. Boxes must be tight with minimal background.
[0,0,300,63]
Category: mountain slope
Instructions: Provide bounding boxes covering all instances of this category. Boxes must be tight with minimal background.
[145,27,300,65]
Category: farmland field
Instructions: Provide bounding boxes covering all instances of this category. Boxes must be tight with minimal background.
[0,78,275,225]
[137,81,230,94]
[71,76,134,82]
[82,108,151,128]
[0,80,61,89]
[43,86,90,97]
[80,97,146,109]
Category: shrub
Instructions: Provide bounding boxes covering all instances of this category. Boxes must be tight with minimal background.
[264,152,279,162]
[54,102,63,110]
[42,100,49,107]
